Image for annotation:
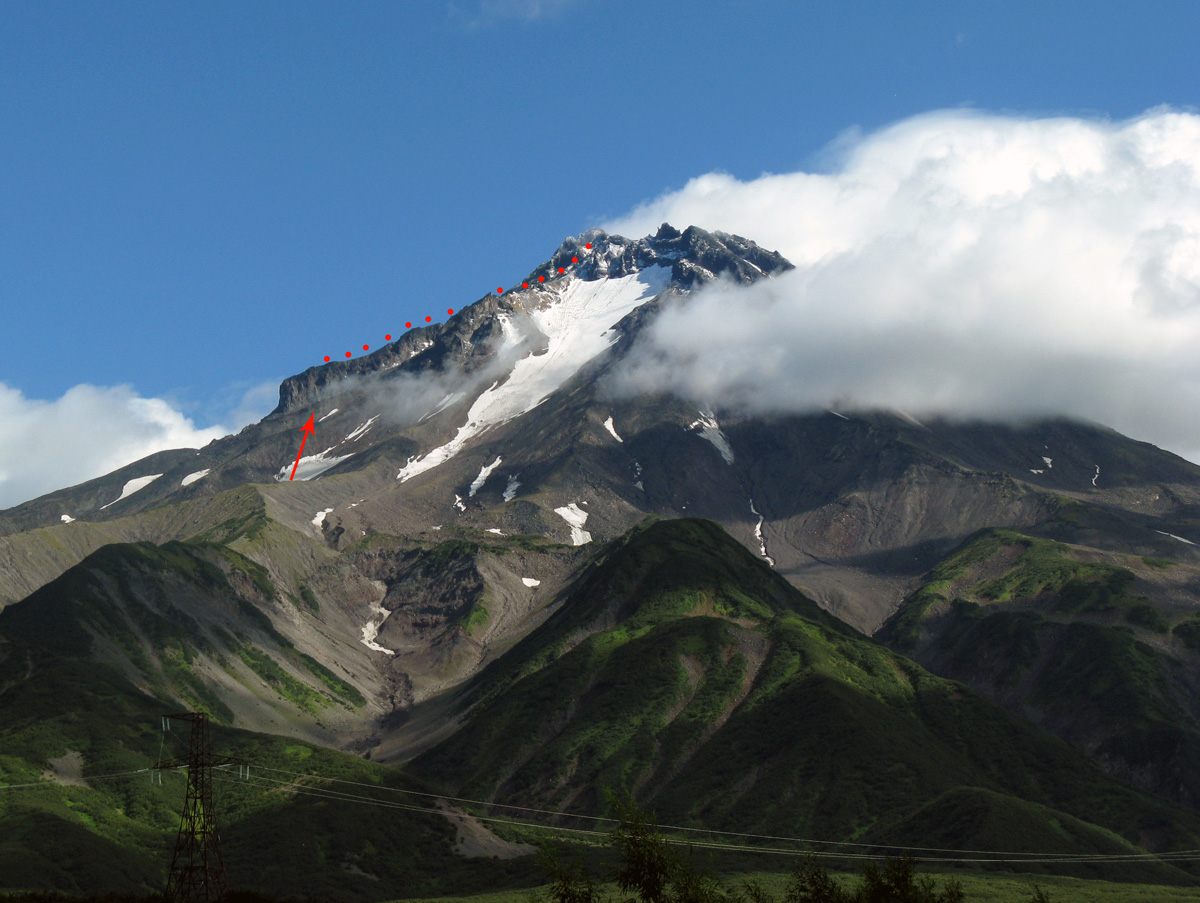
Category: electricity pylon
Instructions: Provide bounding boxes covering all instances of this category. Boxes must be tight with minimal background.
[155,712,245,903]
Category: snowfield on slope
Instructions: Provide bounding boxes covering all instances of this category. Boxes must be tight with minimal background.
[554,503,592,545]
[361,603,396,655]
[277,448,354,482]
[469,456,503,497]
[344,415,380,443]
[398,267,671,482]
[100,474,163,509]
[689,410,735,464]
[181,469,210,487]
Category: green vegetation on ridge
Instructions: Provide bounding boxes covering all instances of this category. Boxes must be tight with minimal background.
[411,520,1200,883]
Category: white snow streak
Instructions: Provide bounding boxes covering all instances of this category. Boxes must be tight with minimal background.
[469,456,503,497]
[554,503,592,545]
[311,508,333,527]
[100,474,163,509]
[749,499,776,567]
[1042,456,1054,468]
[344,415,380,443]
[603,415,623,442]
[181,469,210,487]
[318,408,339,423]
[503,474,521,502]
[1155,530,1197,546]
[1092,464,1101,487]
[486,528,505,535]
[419,393,463,423]
[278,448,354,482]
[360,604,396,655]
[60,514,75,523]
[522,577,541,587]
[688,410,735,464]
[454,494,466,512]
[828,410,849,420]
[397,268,670,483]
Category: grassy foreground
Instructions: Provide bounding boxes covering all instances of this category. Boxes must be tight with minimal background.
[397,869,1200,903]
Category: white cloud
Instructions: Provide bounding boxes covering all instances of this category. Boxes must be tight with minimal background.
[602,107,1200,464]
[0,383,229,510]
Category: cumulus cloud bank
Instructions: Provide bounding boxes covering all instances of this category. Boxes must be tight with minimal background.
[0,383,250,510]
[603,108,1200,463]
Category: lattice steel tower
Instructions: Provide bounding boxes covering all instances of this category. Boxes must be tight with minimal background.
[155,712,244,903]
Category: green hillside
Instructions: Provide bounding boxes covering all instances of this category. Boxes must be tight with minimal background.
[409,519,1200,883]
[879,527,1200,810]
[0,651,535,899]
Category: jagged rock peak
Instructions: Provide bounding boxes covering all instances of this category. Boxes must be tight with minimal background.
[535,223,793,287]
[272,224,793,414]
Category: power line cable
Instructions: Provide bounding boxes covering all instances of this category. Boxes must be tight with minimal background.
[243,762,1200,864]
[221,765,1200,866]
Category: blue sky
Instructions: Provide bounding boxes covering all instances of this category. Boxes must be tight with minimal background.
[2,1,1200,507]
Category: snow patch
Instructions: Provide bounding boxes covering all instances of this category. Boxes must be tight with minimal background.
[344,415,380,443]
[688,410,735,464]
[469,456,503,497]
[503,474,520,502]
[1042,456,1054,468]
[554,503,592,545]
[521,577,541,587]
[486,528,505,535]
[1029,469,1044,475]
[278,448,354,482]
[1092,465,1101,487]
[603,415,623,442]
[312,508,333,527]
[360,604,396,655]
[318,408,339,423]
[60,514,75,524]
[100,474,163,509]
[749,499,775,567]
[1155,530,1197,546]
[397,267,670,482]
[181,469,210,487]
[420,393,462,423]
[828,410,850,420]
[454,494,466,512]
[896,409,927,429]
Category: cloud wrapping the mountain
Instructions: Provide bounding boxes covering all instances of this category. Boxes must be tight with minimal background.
[603,108,1200,462]
[0,383,231,509]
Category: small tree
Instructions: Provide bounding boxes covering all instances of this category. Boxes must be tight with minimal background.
[855,858,963,903]
[607,792,681,903]
[534,845,606,903]
[783,857,849,903]
[532,796,967,903]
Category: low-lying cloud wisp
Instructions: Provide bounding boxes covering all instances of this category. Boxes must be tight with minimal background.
[0,383,229,510]
[602,107,1200,462]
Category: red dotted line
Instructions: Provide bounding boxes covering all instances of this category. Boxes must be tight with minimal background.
[324,313,453,361]
[323,242,592,362]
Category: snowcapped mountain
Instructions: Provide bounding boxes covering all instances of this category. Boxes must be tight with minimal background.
[5,223,1200,877]
[3,222,1199,634]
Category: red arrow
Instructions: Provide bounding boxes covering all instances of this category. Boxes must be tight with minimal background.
[289,415,316,481]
